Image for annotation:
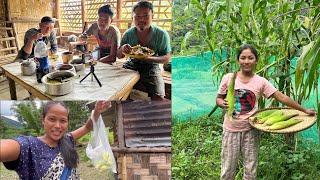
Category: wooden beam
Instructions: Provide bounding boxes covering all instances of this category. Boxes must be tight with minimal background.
[1,53,17,58]
[0,27,13,30]
[116,0,123,28]
[81,0,86,26]
[0,37,15,41]
[55,0,61,19]
[8,77,17,100]
[111,147,171,153]
[10,17,39,23]
[4,0,9,21]
[117,102,125,149]
[0,47,17,52]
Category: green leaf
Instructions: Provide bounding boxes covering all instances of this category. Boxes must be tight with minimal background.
[180,31,193,54]
[241,0,251,31]
[295,42,314,90]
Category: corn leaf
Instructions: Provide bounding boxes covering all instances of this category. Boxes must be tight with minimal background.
[226,72,237,119]
[241,0,251,31]
[295,42,314,90]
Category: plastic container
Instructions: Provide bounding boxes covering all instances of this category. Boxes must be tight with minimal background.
[34,40,49,83]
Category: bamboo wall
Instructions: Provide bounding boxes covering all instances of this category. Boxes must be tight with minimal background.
[60,0,172,34]
[3,0,172,49]
[6,0,54,48]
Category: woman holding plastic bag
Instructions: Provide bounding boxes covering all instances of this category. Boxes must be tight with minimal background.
[0,101,112,180]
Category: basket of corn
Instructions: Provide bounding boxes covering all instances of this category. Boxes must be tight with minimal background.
[248,107,316,133]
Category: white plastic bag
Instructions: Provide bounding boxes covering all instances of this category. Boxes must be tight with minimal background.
[86,113,117,173]
[34,40,48,58]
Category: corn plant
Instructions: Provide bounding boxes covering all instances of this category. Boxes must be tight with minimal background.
[176,0,320,138]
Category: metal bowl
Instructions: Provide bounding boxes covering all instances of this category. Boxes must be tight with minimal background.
[42,70,76,96]
[55,63,76,74]
[70,58,85,71]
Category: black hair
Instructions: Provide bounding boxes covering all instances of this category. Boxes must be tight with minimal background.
[42,102,79,168]
[98,4,114,17]
[40,16,55,24]
[133,1,154,13]
[237,44,259,61]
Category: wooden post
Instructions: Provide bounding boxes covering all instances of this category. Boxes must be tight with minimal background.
[81,0,86,27]
[8,77,17,100]
[116,0,123,28]
[117,102,125,149]
[55,0,60,20]
[4,0,9,21]
[121,154,127,180]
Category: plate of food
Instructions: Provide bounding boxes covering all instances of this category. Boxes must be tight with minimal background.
[248,107,316,133]
[124,45,155,59]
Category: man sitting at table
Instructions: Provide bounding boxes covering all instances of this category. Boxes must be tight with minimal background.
[79,5,121,64]
[117,1,172,100]
[16,16,57,61]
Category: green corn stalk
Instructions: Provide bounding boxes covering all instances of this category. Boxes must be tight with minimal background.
[226,72,237,120]
[268,118,302,130]
[264,113,299,126]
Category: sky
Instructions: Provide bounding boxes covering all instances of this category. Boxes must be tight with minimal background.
[0,101,42,116]
[0,100,15,116]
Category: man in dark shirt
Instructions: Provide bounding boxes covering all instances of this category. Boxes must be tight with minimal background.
[16,16,57,60]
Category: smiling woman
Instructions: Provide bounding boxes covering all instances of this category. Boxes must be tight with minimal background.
[0,101,111,180]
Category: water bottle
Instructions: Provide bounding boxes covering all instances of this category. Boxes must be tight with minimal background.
[34,40,49,83]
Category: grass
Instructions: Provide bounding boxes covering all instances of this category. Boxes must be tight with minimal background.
[172,114,320,180]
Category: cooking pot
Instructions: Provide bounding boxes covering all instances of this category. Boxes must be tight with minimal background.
[61,51,73,64]
[42,70,76,96]
[55,63,76,74]
[70,58,85,71]
[21,59,36,76]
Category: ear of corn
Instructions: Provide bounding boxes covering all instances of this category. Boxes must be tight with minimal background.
[95,152,112,172]
[226,72,236,120]
[263,113,299,126]
[268,118,302,130]
[257,110,284,124]
[256,109,277,119]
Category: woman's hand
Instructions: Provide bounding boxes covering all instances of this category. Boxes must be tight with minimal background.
[221,100,229,109]
[72,101,111,139]
[216,98,229,109]
[92,101,112,121]
[304,109,316,116]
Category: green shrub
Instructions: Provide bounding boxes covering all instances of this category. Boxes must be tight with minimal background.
[172,115,320,179]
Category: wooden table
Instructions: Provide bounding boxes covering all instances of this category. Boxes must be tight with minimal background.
[0,62,140,100]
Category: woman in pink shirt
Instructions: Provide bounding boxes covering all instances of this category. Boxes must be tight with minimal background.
[216,44,316,180]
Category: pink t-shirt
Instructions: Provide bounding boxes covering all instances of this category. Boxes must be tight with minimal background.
[218,73,277,132]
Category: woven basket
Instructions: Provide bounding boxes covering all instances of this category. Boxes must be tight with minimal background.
[249,107,316,134]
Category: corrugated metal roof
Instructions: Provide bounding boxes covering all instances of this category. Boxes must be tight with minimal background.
[122,100,171,148]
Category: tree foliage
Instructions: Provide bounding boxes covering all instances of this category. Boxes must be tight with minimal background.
[173,0,320,136]
[11,101,41,136]
[10,101,90,137]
